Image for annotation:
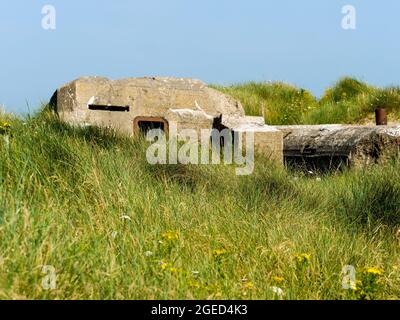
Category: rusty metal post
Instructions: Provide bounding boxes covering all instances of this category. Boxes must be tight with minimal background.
[375,108,387,125]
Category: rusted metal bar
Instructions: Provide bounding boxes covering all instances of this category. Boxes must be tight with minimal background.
[375,108,388,126]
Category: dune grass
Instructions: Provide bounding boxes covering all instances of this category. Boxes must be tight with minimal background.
[212,82,318,125]
[214,77,400,125]
[1,108,400,300]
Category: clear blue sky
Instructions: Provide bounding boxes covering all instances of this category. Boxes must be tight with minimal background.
[1,0,400,113]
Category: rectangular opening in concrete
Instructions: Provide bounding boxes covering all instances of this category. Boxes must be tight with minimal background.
[88,104,130,112]
[212,115,233,147]
[133,116,169,135]
[285,155,349,173]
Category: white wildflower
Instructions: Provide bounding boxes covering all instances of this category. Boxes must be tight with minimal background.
[270,286,285,297]
[111,231,118,238]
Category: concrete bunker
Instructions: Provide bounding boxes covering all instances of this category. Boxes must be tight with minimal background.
[50,76,400,171]
[51,76,284,163]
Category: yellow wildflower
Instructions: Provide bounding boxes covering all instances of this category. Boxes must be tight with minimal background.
[364,267,384,276]
[243,281,255,289]
[169,267,178,273]
[294,253,311,264]
[159,260,170,270]
[188,280,201,289]
[161,231,179,242]
[213,248,227,257]
[272,276,285,284]
[0,121,11,133]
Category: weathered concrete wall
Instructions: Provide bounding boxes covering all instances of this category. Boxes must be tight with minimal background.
[54,76,245,136]
[165,108,214,137]
[274,124,400,169]
[224,115,283,163]
[52,76,284,164]
[234,125,283,163]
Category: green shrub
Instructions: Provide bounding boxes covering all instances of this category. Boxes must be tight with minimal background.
[320,77,371,104]
[212,82,318,125]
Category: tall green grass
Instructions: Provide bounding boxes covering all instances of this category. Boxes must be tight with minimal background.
[214,77,400,125]
[0,109,400,299]
[212,82,318,125]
